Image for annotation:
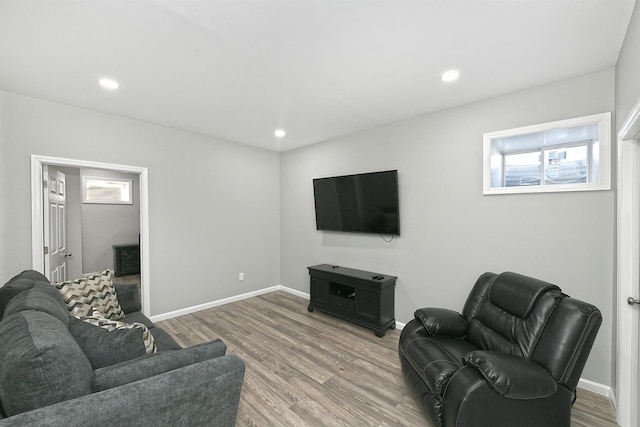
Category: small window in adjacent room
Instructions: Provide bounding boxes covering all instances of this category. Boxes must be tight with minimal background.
[82,176,133,204]
[483,112,611,195]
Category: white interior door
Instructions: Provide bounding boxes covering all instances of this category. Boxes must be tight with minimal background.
[43,165,70,282]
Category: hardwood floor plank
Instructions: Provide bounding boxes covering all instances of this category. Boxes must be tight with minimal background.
[156,291,618,427]
[290,398,352,427]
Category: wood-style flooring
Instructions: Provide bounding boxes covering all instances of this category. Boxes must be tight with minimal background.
[156,291,618,427]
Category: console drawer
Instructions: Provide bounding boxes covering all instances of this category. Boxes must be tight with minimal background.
[328,294,355,314]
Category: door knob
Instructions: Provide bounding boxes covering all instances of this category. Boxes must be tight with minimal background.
[628,297,640,305]
[64,251,73,258]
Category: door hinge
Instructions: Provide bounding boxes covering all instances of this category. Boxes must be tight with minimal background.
[44,246,49,255]
[43,179,48,189]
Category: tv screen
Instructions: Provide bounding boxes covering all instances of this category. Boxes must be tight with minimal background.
[313,170,400,235]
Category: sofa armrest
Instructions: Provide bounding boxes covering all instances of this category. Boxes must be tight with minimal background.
[113,283,141,314]
[414,308,468,337]
[463,350,557,399]
[0,355,245,427]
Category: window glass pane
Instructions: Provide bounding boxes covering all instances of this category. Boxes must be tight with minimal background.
[544,145,588,185]
[83,178,132,204]
[504,151,541,187]
[484,113,610,194]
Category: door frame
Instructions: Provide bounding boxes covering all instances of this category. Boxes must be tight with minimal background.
[30,155,151,316]
[617,97,640,427]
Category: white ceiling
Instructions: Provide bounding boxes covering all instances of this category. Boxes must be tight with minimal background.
[0,0,635,151]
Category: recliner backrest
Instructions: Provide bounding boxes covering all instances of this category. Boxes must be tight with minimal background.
[462,272,563,358]
[530,296,602,389]
[461,271,602,389]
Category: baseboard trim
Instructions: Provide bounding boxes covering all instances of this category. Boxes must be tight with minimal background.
[150,285,282,323]
[577,378,613,398]
[151,285,409,327]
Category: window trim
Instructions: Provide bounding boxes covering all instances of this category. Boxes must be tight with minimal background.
[483,112,611,195]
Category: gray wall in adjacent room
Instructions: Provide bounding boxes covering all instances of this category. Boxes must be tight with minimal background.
[80,168,140,274]
[0,90,281,316]
[280,69,615,386]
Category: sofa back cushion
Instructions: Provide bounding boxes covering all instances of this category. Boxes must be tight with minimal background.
[0,311,93,416]
[4,283,70,326]
[0,270,49,318]
[464,272,563,358]
[69,313,156,369]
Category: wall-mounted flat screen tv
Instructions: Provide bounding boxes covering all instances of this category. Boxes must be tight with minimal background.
[313,170,400,235]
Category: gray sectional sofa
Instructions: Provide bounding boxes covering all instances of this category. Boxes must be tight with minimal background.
[0,270,245,426]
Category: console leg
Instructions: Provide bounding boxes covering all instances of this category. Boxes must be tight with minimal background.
[308,305,314,312]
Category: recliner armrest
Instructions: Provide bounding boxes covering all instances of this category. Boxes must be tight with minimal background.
[414,308,468,337]
[463,350,557,399]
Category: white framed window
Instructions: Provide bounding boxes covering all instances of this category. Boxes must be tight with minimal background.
[483,112,611,195]
[82,176,133,204]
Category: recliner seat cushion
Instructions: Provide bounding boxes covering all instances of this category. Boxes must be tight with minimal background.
[0,311,93,416]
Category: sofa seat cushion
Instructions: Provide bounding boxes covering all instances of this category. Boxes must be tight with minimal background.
[52,270,124,320]
[401,335,478,398]
[4,283,70,325]
[92,339,227,391]
[0,270,49,318]
[0,311,93,416]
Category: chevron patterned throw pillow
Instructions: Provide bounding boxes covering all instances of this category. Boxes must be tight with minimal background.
[53,270,124,320]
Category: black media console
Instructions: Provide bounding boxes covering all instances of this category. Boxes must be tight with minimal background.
[307,264,396,337]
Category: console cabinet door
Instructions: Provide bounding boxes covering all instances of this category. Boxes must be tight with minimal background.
[355,289,379,322]
[310,278,330,306]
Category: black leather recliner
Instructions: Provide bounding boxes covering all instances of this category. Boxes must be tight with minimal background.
[399,272,602,427]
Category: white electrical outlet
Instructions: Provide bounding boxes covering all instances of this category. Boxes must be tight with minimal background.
[239,272,244,281]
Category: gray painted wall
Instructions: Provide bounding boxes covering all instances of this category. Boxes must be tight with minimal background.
[616,1,640,130]
[280,69,615,386]
[0,91,281,316]
[80,168,140,274]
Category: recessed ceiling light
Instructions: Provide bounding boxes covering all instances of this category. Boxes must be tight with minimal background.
[99,78,119,90]
[274,129,286,138]
[441,69,460,82]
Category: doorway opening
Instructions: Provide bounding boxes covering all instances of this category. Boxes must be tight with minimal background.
[30,155,151,316]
